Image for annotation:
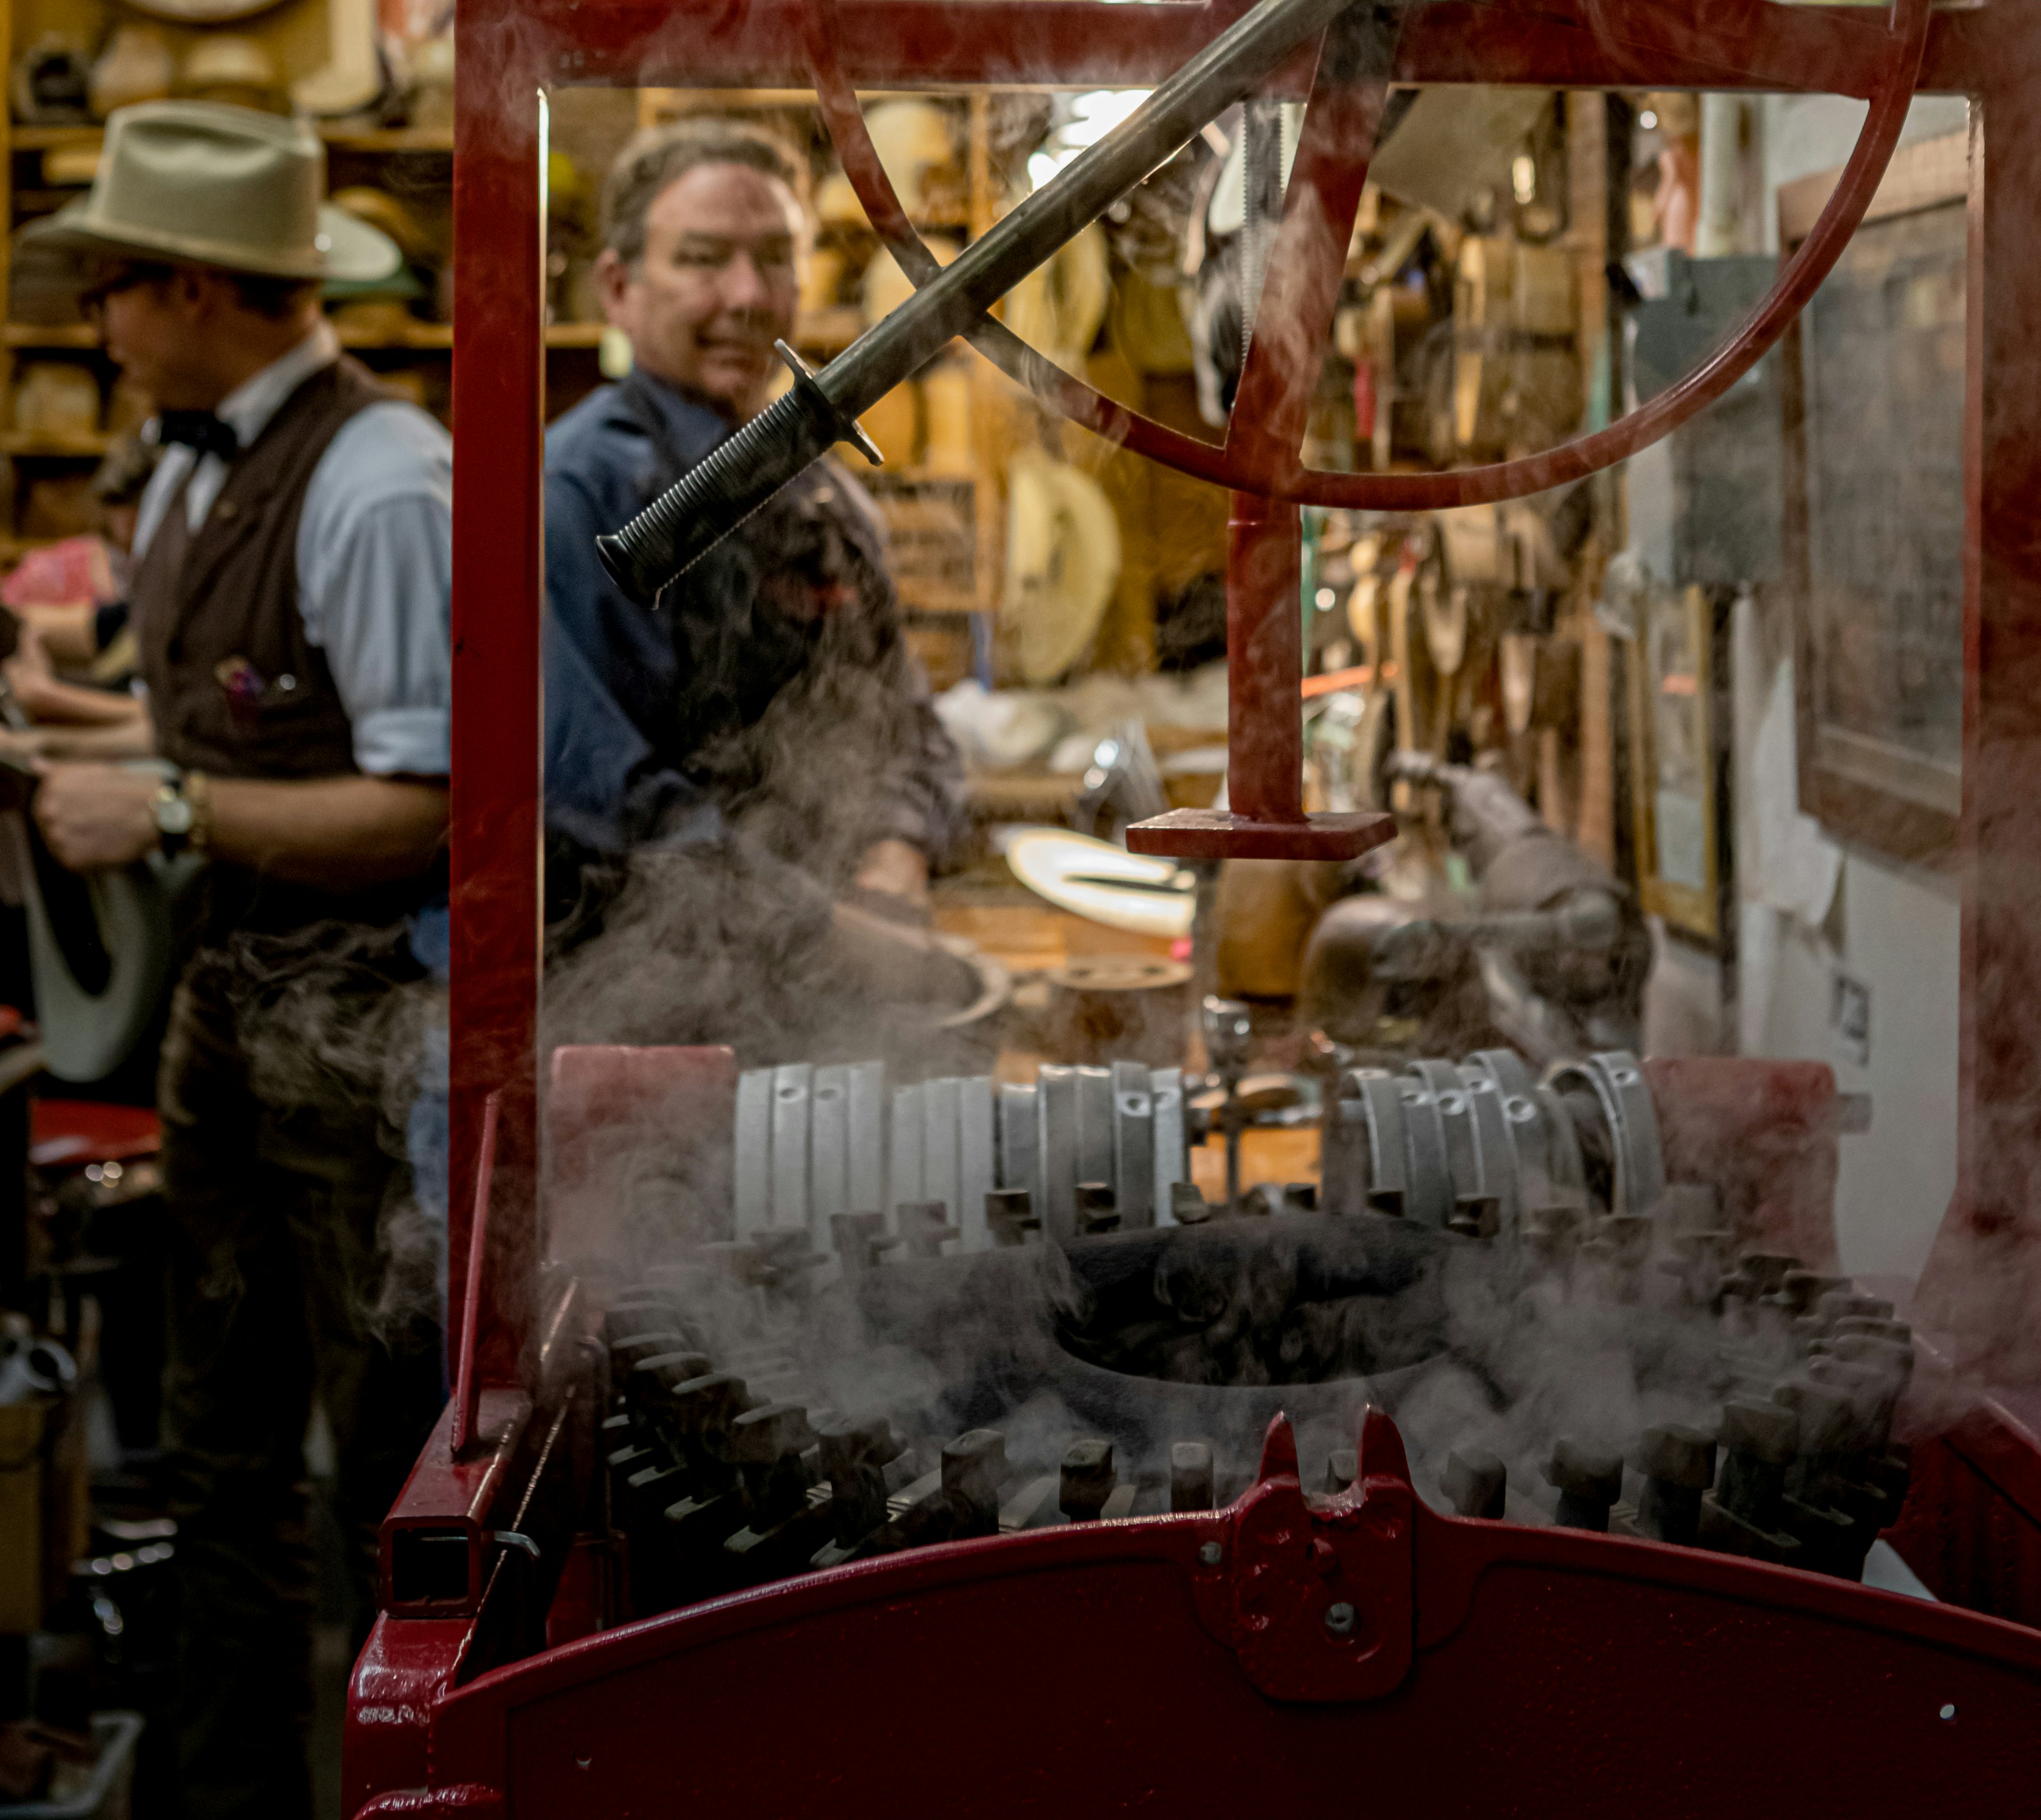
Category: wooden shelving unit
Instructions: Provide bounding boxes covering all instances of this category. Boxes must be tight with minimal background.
[0,50,1015,688]
[0,0,589,564]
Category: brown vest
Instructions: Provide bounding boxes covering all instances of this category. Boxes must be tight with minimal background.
[135,355,443,938]
[137,355,386,779]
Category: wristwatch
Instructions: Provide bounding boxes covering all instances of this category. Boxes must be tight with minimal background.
[151,773,196,857]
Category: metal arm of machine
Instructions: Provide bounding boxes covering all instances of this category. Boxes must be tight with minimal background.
[1383,751,1547,876]
[595,0,1374,604]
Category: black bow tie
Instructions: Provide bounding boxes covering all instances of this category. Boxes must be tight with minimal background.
[157,411,240,462]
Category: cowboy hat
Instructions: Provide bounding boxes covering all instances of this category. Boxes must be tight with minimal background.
[1003,449,1121,684]
[22,99,398,283]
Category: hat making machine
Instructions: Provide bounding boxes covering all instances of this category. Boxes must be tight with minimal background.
[348,0,2041,1811]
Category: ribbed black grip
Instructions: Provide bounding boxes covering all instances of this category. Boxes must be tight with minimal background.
[595,383,838,605]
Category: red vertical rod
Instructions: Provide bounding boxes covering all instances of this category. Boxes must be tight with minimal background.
[448,0,543,1379]
[1920,33,2041,1382]
[1225,493,1305,822]
[449,1090,500,1456]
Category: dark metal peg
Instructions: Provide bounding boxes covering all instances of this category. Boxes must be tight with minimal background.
[1442,1450,1507,1520]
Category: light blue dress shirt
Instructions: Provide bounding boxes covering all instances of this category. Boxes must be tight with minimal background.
[131,322,453,777]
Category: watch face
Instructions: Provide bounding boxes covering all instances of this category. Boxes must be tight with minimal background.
[154,794,194,836]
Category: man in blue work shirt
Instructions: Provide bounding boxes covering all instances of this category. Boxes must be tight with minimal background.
[544,118,965,1029]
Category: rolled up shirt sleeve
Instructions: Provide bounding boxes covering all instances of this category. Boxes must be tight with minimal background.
[296,401,454,777]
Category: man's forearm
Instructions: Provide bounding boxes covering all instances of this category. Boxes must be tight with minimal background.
[24,679,146,728]
[206,773,449,890]
[36,719,155,761]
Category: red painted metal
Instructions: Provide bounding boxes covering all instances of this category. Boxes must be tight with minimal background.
[545,1043,737,1265]
[377,1388,534,1620]
[1643,1057,1849,1273]
[449,1091,499,1457]
[394,2,2041,1814]
[448,7,544,1387]
[807,0,1922,853]
[27,1099,159,1168]
[1915,4,2041,1387]
[349,1405,2041,1817]
[443,0,1981,1355]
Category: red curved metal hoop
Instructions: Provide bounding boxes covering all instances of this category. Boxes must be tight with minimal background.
[810,0,1929,510]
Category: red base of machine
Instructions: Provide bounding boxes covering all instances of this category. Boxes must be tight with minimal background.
[1128,807,1398,861]
[346,1407,2041,1818]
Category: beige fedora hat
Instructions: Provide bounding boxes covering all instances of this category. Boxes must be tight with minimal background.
[23,99,398,282]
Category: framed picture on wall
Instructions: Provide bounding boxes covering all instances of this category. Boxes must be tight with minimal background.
[1780,129,1968,865]
[1627,580,1728,945]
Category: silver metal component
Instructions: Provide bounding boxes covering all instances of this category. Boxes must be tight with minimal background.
[1549,1051,1665,1216]
[1323,1599,1356,1635]
[1534,1084,1588,1203]
[1469,1047,1537,1104]
[491,1530,541,1561]
[1396,1076,1454,1229]
[777,338,881,463]
[1238,97,1288,357]
[958,1076,996,1252]
[889,1083,925,1220]
[1075,1065,1115,1194]
[1458,1064,1522,1236]
[1355,1071,1409,1216]
[733,1068,772,1235]
[1111,1060,1156,1228]
[1322,1076,1368,1217]
[1152,1067,1186,1223]
[997,1081,1041,1211]
[810,1064,851,1242]
[1199,1540,1224,1566]
[770,1063,812,1232]
[848,1060,888,1216]
[1037,1065,1080,1246]
[923,1076,962,1232]
[1410,1057,1481,1206]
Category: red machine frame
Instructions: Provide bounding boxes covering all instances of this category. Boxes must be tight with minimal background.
[347,1,2041,1812]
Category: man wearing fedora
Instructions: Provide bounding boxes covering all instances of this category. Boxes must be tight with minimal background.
[23,103,451,1818]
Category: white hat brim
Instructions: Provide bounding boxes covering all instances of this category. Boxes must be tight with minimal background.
[20,198,401,285]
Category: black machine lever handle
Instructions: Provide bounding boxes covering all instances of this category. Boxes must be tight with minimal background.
[596,0,1368,605]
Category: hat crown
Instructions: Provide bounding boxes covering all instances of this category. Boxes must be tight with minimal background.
[97,102,321,267]
[20,98,400,288]
[82,102,329,277]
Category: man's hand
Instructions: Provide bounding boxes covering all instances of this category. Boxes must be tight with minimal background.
[4,622,61,720]
[853,837,930,908]
[32,762,159,872]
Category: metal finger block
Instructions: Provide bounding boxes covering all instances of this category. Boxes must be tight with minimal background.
[1395,1077,1453,1229]
[1151,1067,1186,1223]
[958,1076,995,1252]
[1111,1059,1155,1228]
[889,1083,925,1224]
[733,1068,773,1236]
[922,1077,962,1233]
[809,1064,851,1244]
[998,1081,1041,1213]
[847,1060,888,1220]
[1036,1065,1079,1245]
[1410,1058,1481,1207]
[1074,1065,1115,1193]
[1353,1070,1408,1217]
[770,1063,812,1233]
[1457,1064,1522,1236]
